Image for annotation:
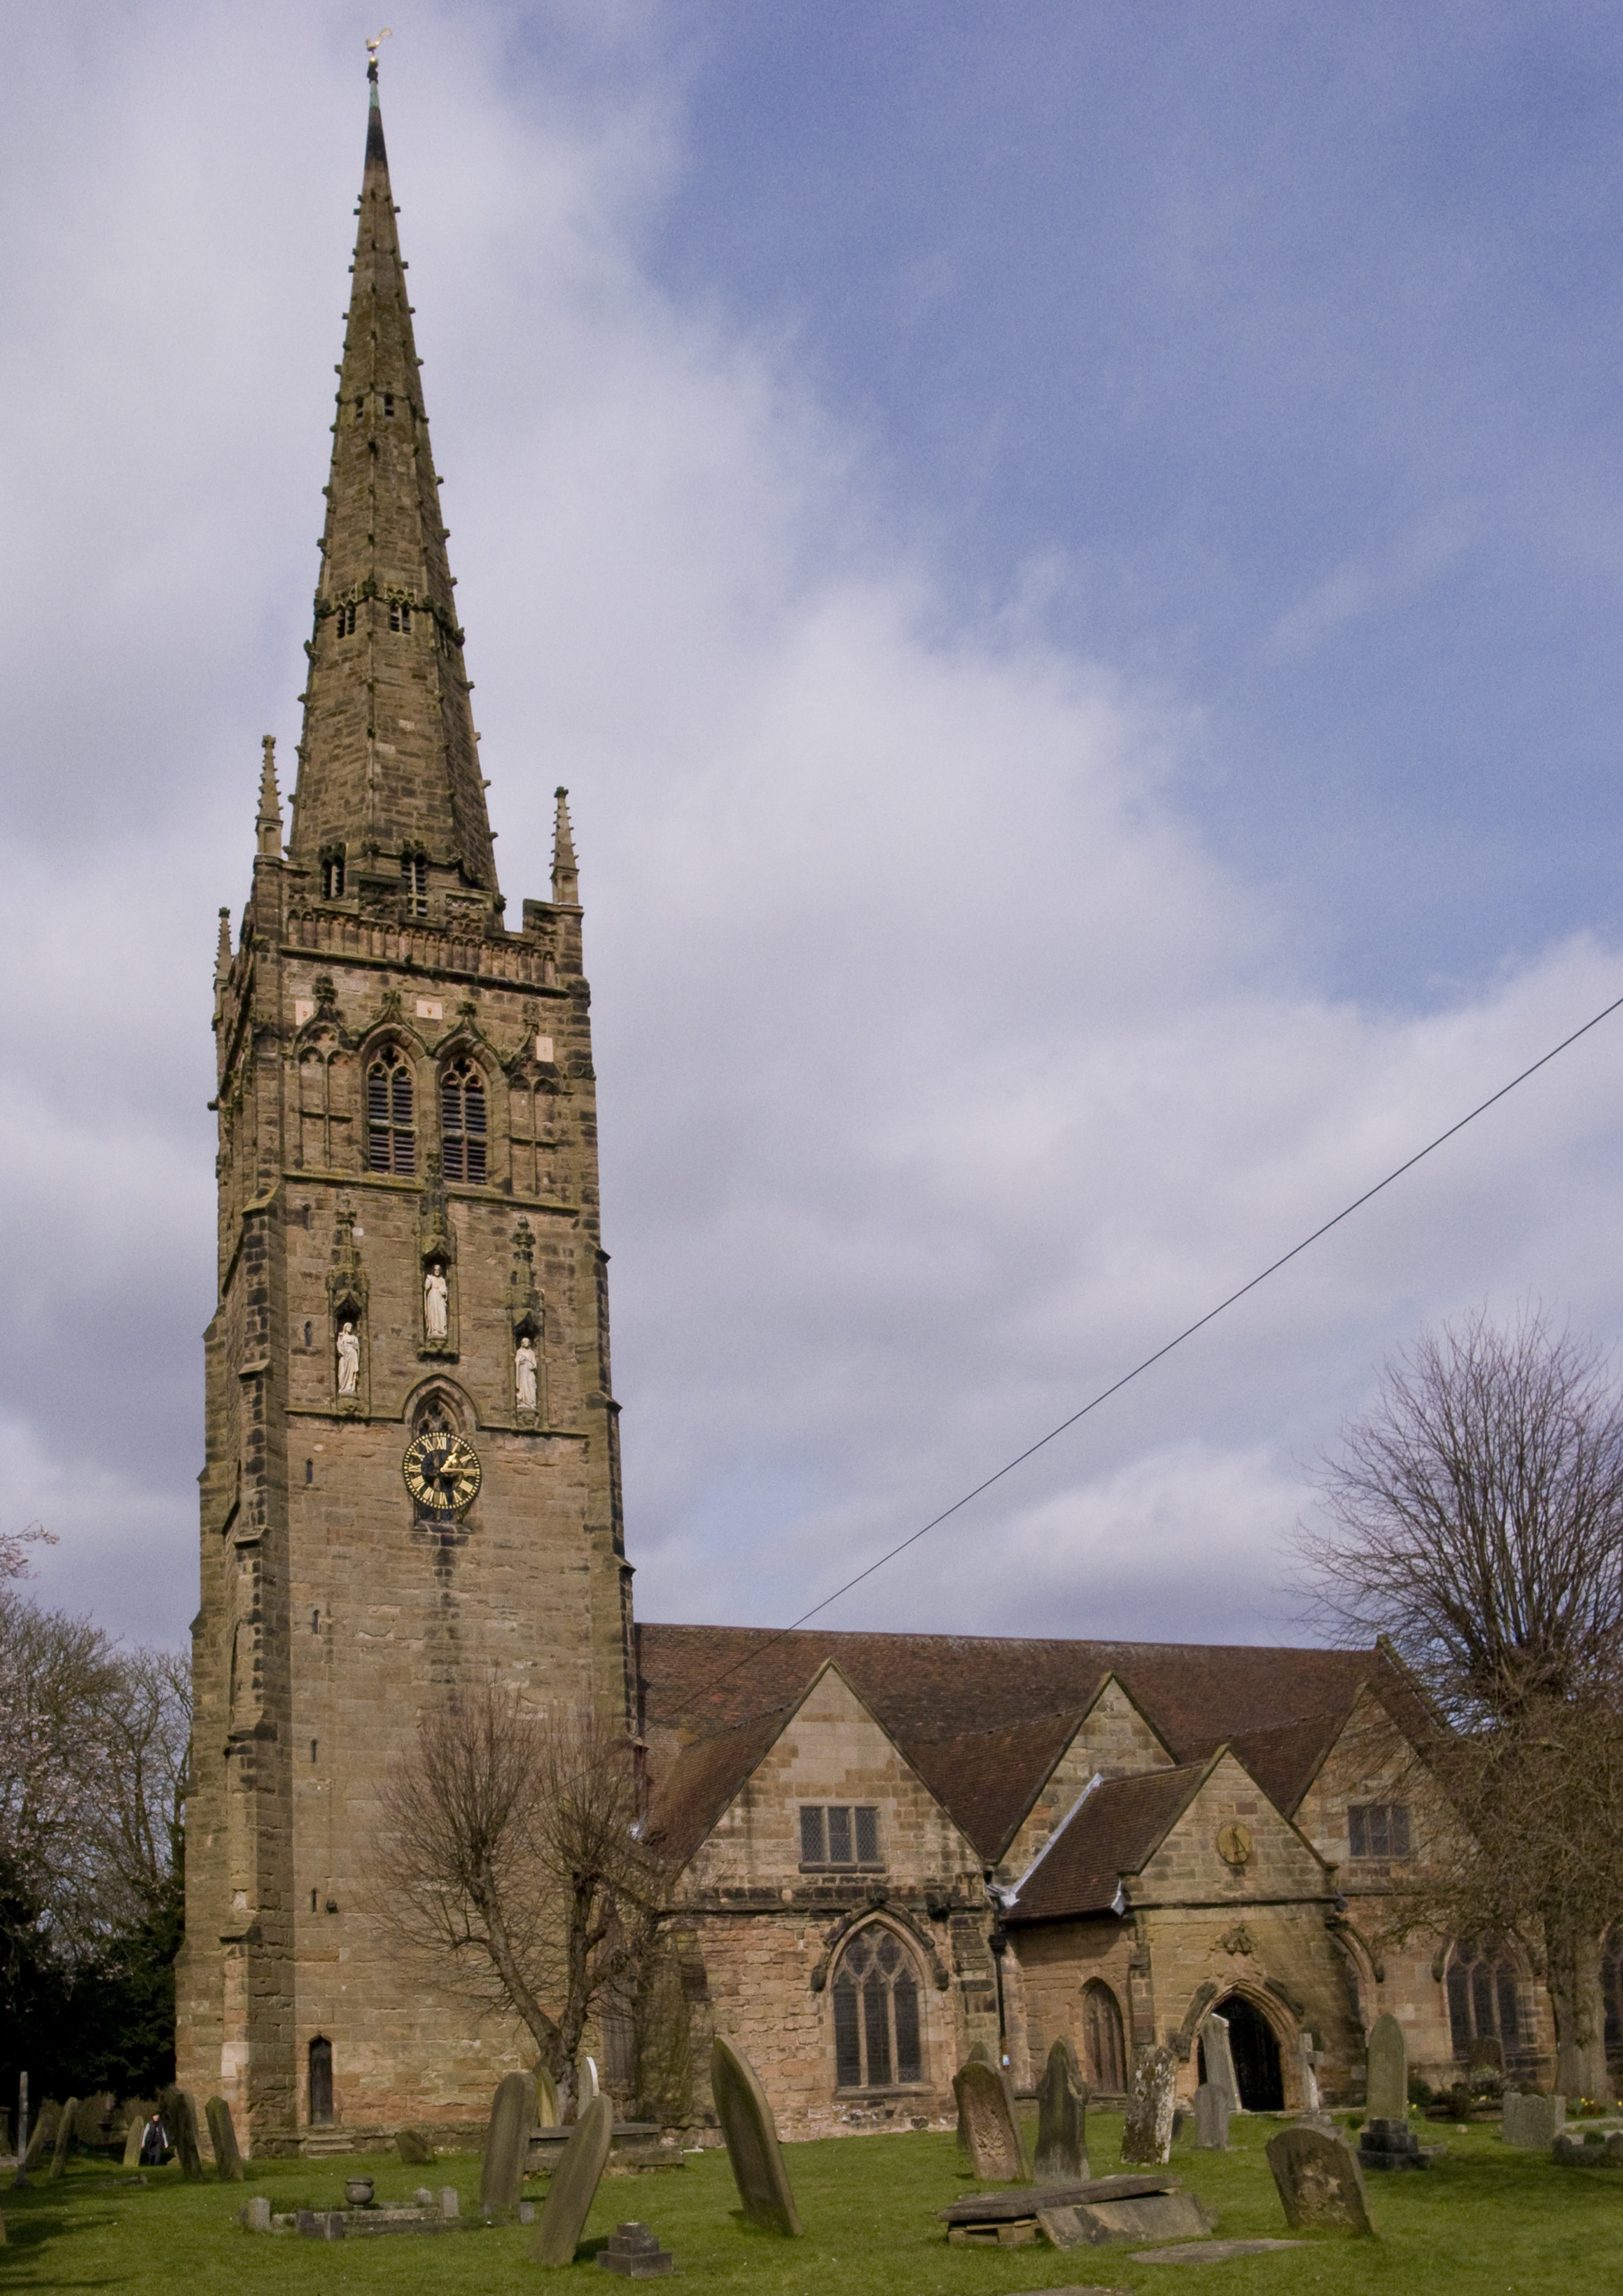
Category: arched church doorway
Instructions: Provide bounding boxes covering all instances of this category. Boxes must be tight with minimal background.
[1200,1994,1283,2110]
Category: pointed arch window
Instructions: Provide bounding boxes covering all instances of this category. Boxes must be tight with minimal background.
[298,1035,347,1170]
[366,1046,415,1175]
[401,851,428,916]
[321,850,346,899]
[441,1058,487,1184]
[336,602,357,637]
[832,1926,924,2091]
[509,1069,553,1196]
[1082,1980,1127,2093]
[389,600,411,634]
[1445,1942,1522,2062]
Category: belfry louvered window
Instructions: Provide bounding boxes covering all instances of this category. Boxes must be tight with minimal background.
[833,1928,923,2090]
[366,1047,415,1175]
[401,851,428,915]
[336,602,357,637]
[389,600,411,634]
[441,1059,487,1184]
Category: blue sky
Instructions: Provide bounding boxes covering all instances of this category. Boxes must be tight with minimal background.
[5,1,1623,1653]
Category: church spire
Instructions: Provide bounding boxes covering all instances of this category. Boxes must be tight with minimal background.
[286,57,499,915]
[551,785,579,906]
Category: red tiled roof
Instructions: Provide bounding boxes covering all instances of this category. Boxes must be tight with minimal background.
[1003,1764,1209,1923]
[636,1623,1395,1866]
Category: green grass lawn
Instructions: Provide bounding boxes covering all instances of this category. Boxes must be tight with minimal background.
[4,2110,1620,2293]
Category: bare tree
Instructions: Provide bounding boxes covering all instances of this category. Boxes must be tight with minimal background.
[1301,1306,1623,2098]
[375,1692,662,2113]
[89,1647,191,1929]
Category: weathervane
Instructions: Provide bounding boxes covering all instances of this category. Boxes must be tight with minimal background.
[366,27,393,69]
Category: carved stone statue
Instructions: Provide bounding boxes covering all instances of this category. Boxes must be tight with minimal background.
[515,1334,538,1413]
[424,1266,449,1341]
[336,1321,360,1394]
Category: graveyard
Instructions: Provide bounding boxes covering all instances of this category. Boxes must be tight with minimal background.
[5,2101,1620,2293]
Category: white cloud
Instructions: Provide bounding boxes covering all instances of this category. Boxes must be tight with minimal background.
[3,4,1622,1659]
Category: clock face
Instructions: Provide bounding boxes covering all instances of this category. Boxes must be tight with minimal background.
[403,1429,482,1516]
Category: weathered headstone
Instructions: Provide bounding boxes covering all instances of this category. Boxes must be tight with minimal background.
[597,2219,674,2277]
[205,2096,244,2180]
[536,2064,560,2128]
[1038,2190,1214,2246]
[1120,2045,1176,2167]
[955,2040,996,2152]
[1201,2014,1241,2115]
[48,2099,77,2180]
[1296,2033,1320,2113]
[583,2057,600,2102]
[20,2104,55,2174]
[160,2087,203,2180]
[1468,2033,1505,2076]
[1364,2012,1407,2122]
[1265,2124,1374,2234]
[438,2186,460,2220]
[1193,2082,1230,2150]
[710,2036,805,2234]
[121,2116,145,2169]
[239,2195,272,2231]
[396,2127,436,2165]
[529,2092,614,2267]
[952,2059,1030,2183]
[1035,2037,1090,2182]
[481,2071,536,2213]
[1502,2091,1565,2148]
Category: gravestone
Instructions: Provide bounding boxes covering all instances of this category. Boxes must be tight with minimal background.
[1265,2124,1374,2235]
[1035,2038,1090,2182]
[953,2059,1030,2183]
[1201,2015,1241,2115]
[597,2220,674,2277]
[529,2092,614,2266]
[711,2036,805,2234]
[239,2195,272,2231]
[48,2099,77,2179]
[121,2117,145,2169]
[396,2127,436,2164]
[1120,2045,1176,2167]
[1193,2082,1230,2150]
[160,2087,203,2180]
[438,2187,460,2220]
[1037,2190,1214,2246]
[1502,2091,1565,2148]
[481,2071,536,2212]
[956,2040,996,2152]
[536,2064,560,2128]
[1296,2033,1320,2113]
[20,2104,55,2174]
[1468,2034,1505,2076]
[1364,2012,1407,2122]
[583,2057,600,2102]
[205,2096,244,2180]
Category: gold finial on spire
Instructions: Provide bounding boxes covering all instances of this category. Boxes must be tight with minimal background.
[366,26,393,70]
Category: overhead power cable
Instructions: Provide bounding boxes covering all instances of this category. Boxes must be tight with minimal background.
[691,976,1623,1700]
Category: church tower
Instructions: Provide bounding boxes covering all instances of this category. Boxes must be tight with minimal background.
[176,62,634,2148]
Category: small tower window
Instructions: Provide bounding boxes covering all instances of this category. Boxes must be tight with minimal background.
[321,851,346,898]
[308,2035,334,2126]
[336,602,356,637]
[366,1046,415,1175]
[354,396,363,423]
[441,1059,487,1184]
[401,851,428,916]
[388,601,411,634]
[383,391,395,419]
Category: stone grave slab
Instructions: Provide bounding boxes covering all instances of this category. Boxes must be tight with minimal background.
[1035,2037,1090,2183]
[1038,2192,1214,2248]
[1553,2127,1623,2166]
[239,2196,272,2231]
[941,2172,1180,2247]
[48,2099,77,2180]
[956,2039,996,2151]
[1193,2082,1230,2150]
[1130,2239,1307,2263]
[395,2127,436,2164]
[711,2036,804,2235]
[1121,2044,1176,2166]
[1502,2092,1564,2148]
[439,2186,460,2219]
[1265,2124,1374,2234]
[205,2096,244,2180]
[1358,2114,1426,2171]
[530,2092,615,2267]
[480,2069,535,2213]
[1201,2014,1241,2115]
[597,2219,674,2276]
[953,2058,1030,2183]
[1364,2012,1407,2122]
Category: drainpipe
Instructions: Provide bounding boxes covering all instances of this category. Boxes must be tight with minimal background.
[989,1923,1010,2068]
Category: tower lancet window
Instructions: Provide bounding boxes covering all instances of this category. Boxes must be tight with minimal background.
[401,851,428,915]
[366,1046,415,1175]
[441,1059,487,1184]
[337,602,357,637]
[321,850,346,898]
[389,600,411,634]
[383,391,395,418]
